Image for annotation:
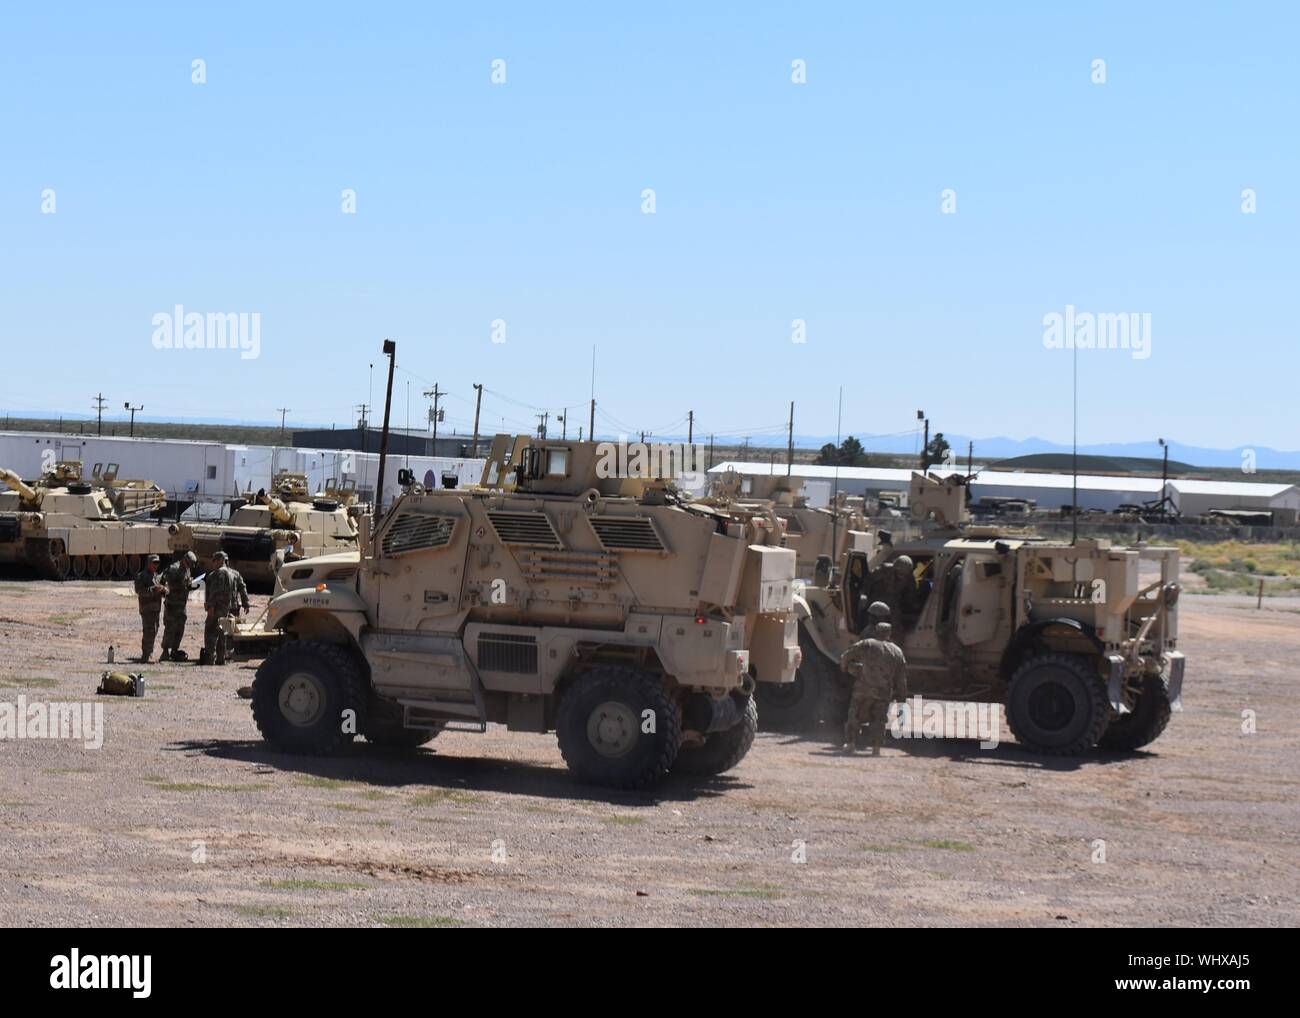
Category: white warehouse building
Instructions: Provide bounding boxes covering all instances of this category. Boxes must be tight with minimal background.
[709,461,1299,517]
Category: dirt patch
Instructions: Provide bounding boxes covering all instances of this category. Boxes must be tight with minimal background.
[1,578,1297,926]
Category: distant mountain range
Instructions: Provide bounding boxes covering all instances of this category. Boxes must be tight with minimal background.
[3,410,1296,471]
[748,434,1299,472]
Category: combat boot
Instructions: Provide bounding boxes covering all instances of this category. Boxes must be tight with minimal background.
[159,649,171,662]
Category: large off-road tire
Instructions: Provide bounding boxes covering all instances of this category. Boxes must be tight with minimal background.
[1098,674,1172,751]
[252,640,367,755]
[555,666,681,790]
[1005,653,1109,755]
[755,625,840,731]
[673,695,758,776]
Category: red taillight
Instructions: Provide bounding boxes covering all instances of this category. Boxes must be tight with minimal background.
[695,616,706,625]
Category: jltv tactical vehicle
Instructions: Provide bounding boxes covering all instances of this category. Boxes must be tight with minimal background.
[168,471,359,588]
[763,473,1184,754]
[249,435,801,789]
[0,461,171,579]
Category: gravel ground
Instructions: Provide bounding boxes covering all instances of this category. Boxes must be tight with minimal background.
[0,577,1296,927]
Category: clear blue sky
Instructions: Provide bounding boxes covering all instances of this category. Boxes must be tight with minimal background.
[1,2,1295,450]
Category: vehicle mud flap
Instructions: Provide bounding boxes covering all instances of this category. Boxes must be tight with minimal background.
[1162,651,1185,711]
[1106,654,1129,714]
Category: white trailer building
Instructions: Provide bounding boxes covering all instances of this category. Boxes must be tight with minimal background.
[0,431,483,519]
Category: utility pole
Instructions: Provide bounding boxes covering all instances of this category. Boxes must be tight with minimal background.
[356,404,370,453]
[93,393,106,436]
[471,383,483,457]
[374,340,396,524]
[917,409,928,470]
[786,401,794,477]
[708,433,714,470]
[967,440,974,479]
[277,407,290,444]
[423,385,442,448]
[558,412,567,439]
[687,410,694,445]
[536,412,548,439]
[1159,437,1169,514]
[123,402,143,438]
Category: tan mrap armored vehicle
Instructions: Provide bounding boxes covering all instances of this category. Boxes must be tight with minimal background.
[765,472,1184,754]
[702,470,871,581]
[168,471,360,589]
[249,435,802,789]
[0,461,171,579]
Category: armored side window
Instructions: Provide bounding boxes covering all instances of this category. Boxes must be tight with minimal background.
[381,512,457,555]
[546,449,568,477]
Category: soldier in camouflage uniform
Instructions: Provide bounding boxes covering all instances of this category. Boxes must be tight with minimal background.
[203,551,250,665]
[133,554,165,662]
[840,601,908,755]
[160,551,198,661]
[870,555,917,630]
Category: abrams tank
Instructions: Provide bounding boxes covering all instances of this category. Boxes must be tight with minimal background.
[168,471,360,589]
[248,435,802,790]
[0,461,171,580]
[767,472,1184,754]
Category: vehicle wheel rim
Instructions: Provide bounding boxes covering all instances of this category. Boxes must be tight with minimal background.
[1027,680,1075,732]
[586,700,639,758]
[72,556,85,577]
[279,673,327,727]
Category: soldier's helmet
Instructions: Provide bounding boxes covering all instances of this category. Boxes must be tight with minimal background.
[893,555,914,577]
[867,600,891,621]
[212,551,229,562]
[185,551,198,567]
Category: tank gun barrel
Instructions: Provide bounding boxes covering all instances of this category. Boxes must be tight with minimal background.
[0,468,39,505]
[265,495,295,526]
